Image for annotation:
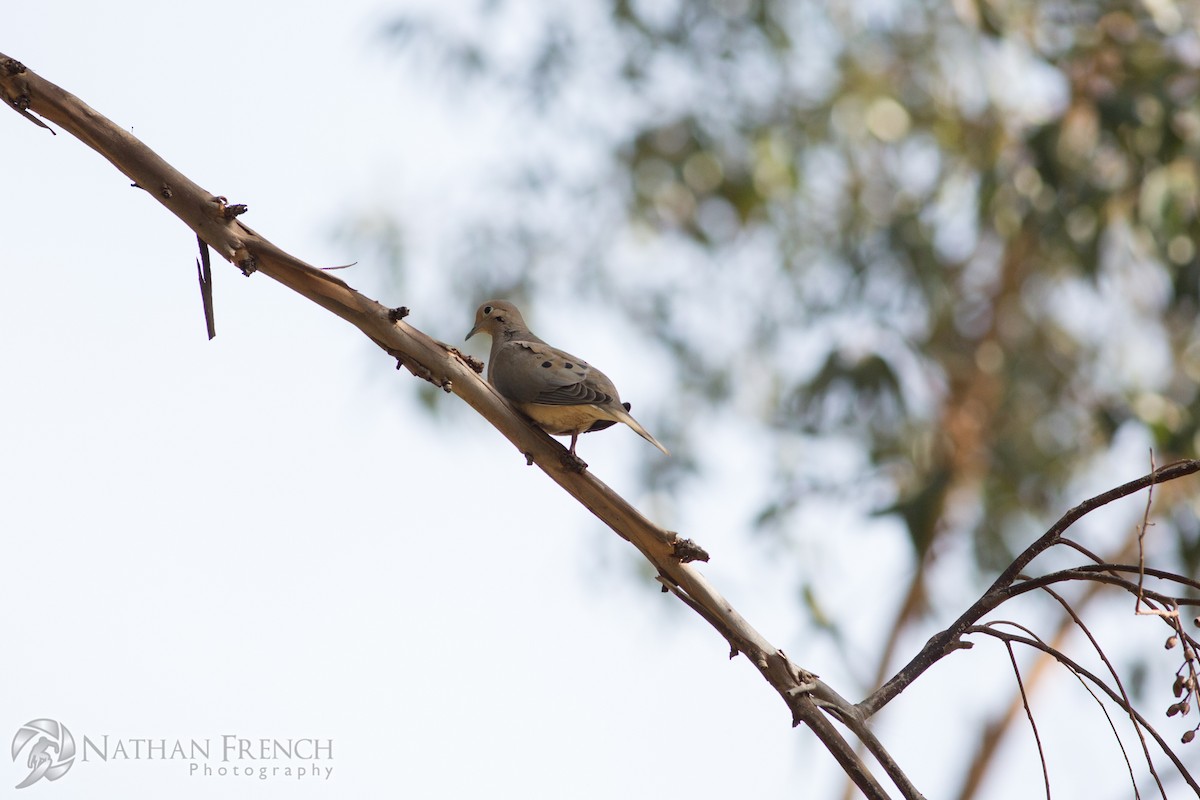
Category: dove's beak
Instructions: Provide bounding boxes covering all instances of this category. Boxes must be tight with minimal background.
[465,324,480,341]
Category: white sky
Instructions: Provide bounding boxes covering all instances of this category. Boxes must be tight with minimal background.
[2,2,1194,798]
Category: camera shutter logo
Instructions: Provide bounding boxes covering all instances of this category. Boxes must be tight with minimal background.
[11,719,76,789]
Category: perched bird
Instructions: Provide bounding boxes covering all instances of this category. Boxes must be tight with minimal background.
[466,300,669,457]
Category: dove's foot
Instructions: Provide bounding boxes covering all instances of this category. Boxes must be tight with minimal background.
[560,451,588,472]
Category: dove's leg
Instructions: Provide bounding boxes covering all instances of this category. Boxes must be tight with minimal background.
[560,432,588,472]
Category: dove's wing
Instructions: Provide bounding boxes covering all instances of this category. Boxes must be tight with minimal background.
[493,340,620,407]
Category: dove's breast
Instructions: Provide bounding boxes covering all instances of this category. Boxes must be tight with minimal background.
[516,402,614,436]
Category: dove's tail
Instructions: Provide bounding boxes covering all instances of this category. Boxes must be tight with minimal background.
[614,408,670,456]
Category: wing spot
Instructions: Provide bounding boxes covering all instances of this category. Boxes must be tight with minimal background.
[564,362,574,368]
[541,361,552,368]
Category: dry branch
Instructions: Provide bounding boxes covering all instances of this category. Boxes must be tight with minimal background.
[861,461,1200,796]
[11,49,1198,800]
[0,53,911,800]
[861,459,1200,720]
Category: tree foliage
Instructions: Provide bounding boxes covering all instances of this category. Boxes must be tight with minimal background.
[379,0,1200,560]
[371,0,1200,784]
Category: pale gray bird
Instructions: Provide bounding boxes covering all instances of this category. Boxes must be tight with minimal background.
[465,300,669,457]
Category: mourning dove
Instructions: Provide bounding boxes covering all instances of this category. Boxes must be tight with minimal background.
[465,300,669,457]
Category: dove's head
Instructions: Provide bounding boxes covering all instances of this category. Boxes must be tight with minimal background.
[466,300,529,341]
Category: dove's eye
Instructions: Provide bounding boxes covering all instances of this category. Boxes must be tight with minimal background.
[483,305,494,315]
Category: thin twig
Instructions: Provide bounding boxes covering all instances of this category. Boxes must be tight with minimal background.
[1008,567,1200,608]
[860,460,1200,718]
[1037,586,1163,799]
[969,627,1198,794]
[990,625,1051,800]
[196,234,215,340]
[999,617,1146,799]
[1055,537,1107,567]
[1135,451,1170,618]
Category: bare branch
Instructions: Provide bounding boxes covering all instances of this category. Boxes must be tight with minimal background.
[1056,537,1107,566]
[0,51,914,799]
[861,460,1200,718]
[1009,567,1200,607]
[992,627,1051,800]
[1037,586,1164,798]
[970,626,1198,795]
[988,618,1151,800]
[992,460,1200,589]
[952,574,1110,800]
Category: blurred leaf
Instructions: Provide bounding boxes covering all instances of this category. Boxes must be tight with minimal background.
[368,0,1200,651]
